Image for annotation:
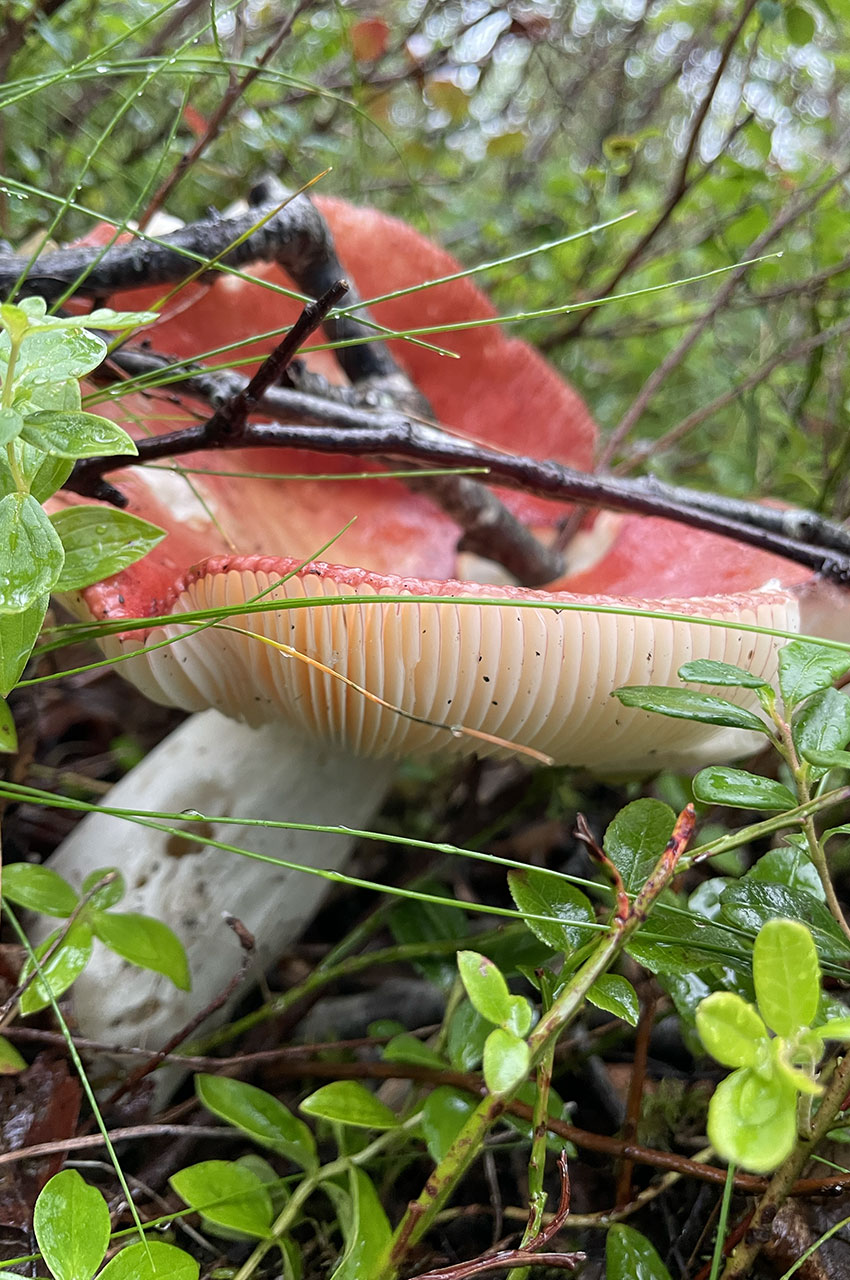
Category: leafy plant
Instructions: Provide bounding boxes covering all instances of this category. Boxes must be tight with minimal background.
[0,297,164,747]
[3,862,190,1011]
[697,917,850,1172]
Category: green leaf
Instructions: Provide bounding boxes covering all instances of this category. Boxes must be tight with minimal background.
[299,1081,400,1130]
[0,594,48,694]
[51,507,165,591]
[606,1223,673,1280]
[21,410,137,458]
[457,950,513,1027]
[0,492,65,613]
[0,408,23,446]
[170,1160,273,1239]
[482,1027,531,1095]
[707,1067,798,1172]
[34,1170,110,1280]
[613,686,771,735]
[17,326,106,383]
[603,799,676,894]
[749,845,824,899]
[720,881,850,961]
[678,659,770,689]
[329,1167,392,1280]
[446,999,491,1071]
[19,921,93,1015]
[814,1017,850,1040]
[422,1086,478,1163]
[0,697,16,754]
[507,867,595,951]
[794,688,850,773]
[90,911,190,989]
[389,893,464,990]
[38,308,158,332]
[196,1075,317,1171]
[81,866,125,910]
[627,903,748,975]
[696,992,768,1068]
[778,640,850,708]
[98,1241,199,1279]
[3,864,78,916]
[784,3,816,42]
[754,919,820,1035]
[0,1036,26,1073]
[29,453,75,503]
[693,766,796,811]
[383,1033,446,1068]
[587,974,640,1026]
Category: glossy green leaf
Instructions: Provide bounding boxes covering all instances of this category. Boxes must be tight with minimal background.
[3,863,78,916]
[457,950,514,1027]
[0,1036,26,1073]
[696,992,768,1068]
[693,766,796,811]
[170,1160,273,1239]
[34,1170,110,1280]
[0,697,16,754]
[421,1086,478,1163]
[81,866,125,910]
[19,921,93,1014]
[507,867,596,951]
[606,1223,672,1280]
[0,408,23,446]
[0,492,64,613]
[446,999,490,1071]
[37,308,158,331]
[749,845,824,898]
[627,903,747,975]
[677,659,770,689]
[90,911,190,990]
[21,410,137,458]
[754,919,820,1035]
[778,640,850,708]
[299,1080,400,1130]
[603,799,676,894]
[794,687,850,773]
[587,973,640,1026]
[719,881,850,960]
[98,1240,199,1279]
[17,326,106,383]
[329,1166,392,1280]
[613,686,770,735]
[196,1074,317,1170]
[50,506,164,591]
[483,1027,531,1095]
[0,594,48,694]
[707,1068,798,1172]
[29,453,75,503]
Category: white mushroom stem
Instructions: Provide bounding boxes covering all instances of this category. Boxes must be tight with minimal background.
[41,710,394,1081]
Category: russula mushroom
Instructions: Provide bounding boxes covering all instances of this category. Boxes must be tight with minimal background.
[42,195,847,1072]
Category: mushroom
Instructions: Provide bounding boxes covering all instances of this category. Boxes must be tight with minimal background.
[41,196,846,1074]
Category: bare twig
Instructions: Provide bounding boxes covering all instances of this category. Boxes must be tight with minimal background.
[599,157,850,464]
[138,3,310,227]
[67,389,850,582]
[541,0,761,346]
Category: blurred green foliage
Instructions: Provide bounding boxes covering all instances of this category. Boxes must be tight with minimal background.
[1,0,848,507]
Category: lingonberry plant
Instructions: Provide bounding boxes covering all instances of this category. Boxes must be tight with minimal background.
[0,297,164,750]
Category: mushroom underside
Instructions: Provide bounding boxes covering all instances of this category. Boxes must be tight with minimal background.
[86,556,810,775]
